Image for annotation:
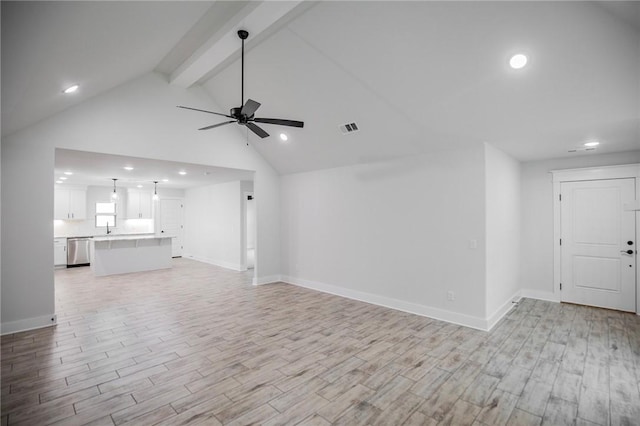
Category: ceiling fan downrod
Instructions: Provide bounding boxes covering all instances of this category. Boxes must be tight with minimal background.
[238,30,249,109]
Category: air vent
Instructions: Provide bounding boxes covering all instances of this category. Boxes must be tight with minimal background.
[568,147,596,153]
[339,122,360,135]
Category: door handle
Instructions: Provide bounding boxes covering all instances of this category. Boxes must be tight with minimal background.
[621,250,634,255]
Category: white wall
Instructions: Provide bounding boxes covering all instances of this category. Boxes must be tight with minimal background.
[520,150,640,299]
[0,134,2,327]
[280,146,488,328]
[1,140,56,332]
[184,181,243,270]
[485,143,521,324]
[1,72,281,333]
[157,188,185,199]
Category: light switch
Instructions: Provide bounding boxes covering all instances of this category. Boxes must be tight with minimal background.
[469,239,478,249]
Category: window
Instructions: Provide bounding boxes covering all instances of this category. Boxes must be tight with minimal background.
[95,202,116,228]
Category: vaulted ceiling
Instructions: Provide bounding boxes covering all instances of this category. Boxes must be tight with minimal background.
[2,1,639,175]
[1,1,212,136]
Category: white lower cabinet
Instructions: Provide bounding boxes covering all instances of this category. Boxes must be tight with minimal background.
[54,238,67,266]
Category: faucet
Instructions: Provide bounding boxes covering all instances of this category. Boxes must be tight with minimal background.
[106,222,112,235]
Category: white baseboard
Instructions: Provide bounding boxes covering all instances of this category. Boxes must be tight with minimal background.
[281,275,490,331]
[521,289,560,303]
[183,254,243,272]
[486,291,522,331]
[180,255,280,286]
[2,314,57,335]
[253,275,282,286]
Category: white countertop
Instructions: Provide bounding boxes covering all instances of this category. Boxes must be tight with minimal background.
[92,235,172,242]
[54,233,155,239]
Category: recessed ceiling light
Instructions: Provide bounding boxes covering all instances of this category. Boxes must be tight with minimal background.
[63,171,73,175]
[509,54,528,69]
[124,166,134,171]
[279,133,288,141]
[63,84,79,94]
[162,178,169,182]
[584,141,600,147]
[59,177,67,180]
[179,171,187,175]
[136,184,143,188]
[56,180,63,184]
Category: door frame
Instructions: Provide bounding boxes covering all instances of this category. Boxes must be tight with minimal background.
[552,163,640,313]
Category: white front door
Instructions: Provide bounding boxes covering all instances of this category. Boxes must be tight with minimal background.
[560,178,636,311]
[159,199,184,258]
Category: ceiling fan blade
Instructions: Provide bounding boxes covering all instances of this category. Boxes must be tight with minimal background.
[254,118,304,128]
[241,99,261,117]
[177,106,233,119]
[246,122,269,138]
[198,121,235,130]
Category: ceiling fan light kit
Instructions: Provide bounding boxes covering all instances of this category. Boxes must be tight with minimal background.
[178,30,304,139]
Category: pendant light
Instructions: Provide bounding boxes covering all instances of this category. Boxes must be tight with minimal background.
[111,178,119,200]
[152,181,159,201]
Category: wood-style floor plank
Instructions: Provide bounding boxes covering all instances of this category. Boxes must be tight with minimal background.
[1,258,639,425]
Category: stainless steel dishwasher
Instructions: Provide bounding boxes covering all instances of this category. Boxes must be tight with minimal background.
[67,237,91,267]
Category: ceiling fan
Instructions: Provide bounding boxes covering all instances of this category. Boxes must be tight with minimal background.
[177,30,304,139]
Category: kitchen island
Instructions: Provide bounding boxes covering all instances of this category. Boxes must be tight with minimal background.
[90,235,172,277]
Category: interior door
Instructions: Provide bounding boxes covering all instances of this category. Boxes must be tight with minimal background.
[560,178,636,311]
[159,199,184,258]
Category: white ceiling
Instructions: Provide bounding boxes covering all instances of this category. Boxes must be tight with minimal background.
[204,1,640,173]
[55,149,254,190]
[1,1,213,136]
[3,1,640,175]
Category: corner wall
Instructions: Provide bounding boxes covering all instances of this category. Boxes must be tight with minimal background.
[280,146,488,329]
[485,143,521,327]
[1,140,56,333]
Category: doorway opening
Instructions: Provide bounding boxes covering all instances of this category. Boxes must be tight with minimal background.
[53,148,258,303]
[244,192,256,270]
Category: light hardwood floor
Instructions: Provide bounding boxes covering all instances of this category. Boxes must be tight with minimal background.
[2,258,640,425]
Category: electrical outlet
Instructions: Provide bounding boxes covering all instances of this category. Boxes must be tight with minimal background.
[447,291,455,301]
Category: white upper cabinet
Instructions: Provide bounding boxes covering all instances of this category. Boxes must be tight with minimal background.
[126,189,152,219]
[68,189,87,219]
[54,188,70,220]
[54,187,86,220]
